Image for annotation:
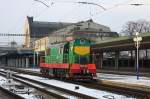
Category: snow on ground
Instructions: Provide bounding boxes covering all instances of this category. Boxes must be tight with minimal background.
[0,75,39,99]
[97,73,150,87]
[19,74,135,99]
[0,76,6,85]
[22,68,40,72]
[0,69,5,71]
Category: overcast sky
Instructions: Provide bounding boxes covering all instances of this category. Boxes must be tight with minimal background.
[0,0,150,44]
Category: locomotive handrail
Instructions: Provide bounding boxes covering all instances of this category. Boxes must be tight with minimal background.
[44,54,91,64]
[45,54,69,63]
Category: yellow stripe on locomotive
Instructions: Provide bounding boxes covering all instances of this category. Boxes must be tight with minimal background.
[74,46,90,56]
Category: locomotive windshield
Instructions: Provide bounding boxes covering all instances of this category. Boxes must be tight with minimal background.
[73,39,91,64]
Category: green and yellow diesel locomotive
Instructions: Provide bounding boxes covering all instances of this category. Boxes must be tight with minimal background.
[40,38,96,80]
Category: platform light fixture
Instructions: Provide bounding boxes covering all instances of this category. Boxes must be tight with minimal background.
[133,32,142,80]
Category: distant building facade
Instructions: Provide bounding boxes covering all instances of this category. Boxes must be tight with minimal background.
[24,16,73,48]
[50,19,118,43]
[34,19,118,53]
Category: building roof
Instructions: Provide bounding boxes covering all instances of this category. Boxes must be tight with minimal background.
[91,32,150,52]
[52,19,116,34]
[27,16,73,38]
[50,19,118,40]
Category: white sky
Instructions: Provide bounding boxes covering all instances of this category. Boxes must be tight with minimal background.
[0,0,150,44]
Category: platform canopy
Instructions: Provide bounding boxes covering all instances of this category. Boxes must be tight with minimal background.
[92,32,150,52]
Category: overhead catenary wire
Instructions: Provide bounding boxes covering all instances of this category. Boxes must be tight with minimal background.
[79,0,144,21]
[8,0,150,34]
[42,0,106,10]
[26,0,149,36]
[43,0,149,22]
[32,0,55,19]
[33,0,150,23]
[4,0,150,39]
[34,0,50,7]
[37,0,106,23]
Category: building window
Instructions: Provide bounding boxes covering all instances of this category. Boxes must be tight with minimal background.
[80,39,85,44]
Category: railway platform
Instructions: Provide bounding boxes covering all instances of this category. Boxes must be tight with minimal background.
[97,69,150,77]
[97,73,150,95]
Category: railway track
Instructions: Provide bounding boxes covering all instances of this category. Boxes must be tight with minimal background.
[0,69,98,99]
[75,81,150,99]
[0,85,25,99]
[0,71,57,99]
[1,67,150,99]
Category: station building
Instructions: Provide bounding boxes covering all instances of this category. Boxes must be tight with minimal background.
[33,19,118,51]
[0,17,118,68]
[24,16,73,48]
[0,43,33,68]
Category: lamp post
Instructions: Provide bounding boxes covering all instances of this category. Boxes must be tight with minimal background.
[36,52,39,67]
[33,42,36,68]
[133,32,142,80]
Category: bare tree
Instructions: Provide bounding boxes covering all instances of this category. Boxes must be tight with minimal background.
[121,20,150,36]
